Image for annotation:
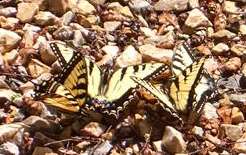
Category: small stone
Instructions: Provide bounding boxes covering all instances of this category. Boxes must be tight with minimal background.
[27,59,51,78]
[24,0,48,10]
[188,0,199,8]
[0,28,21,52]
[233,135,246,153]
[203,102,219,119]
[162,126,187,154]
[72,30,85,48]
[153,140,163,152]
[101,45,119,58]
[224,57,241,73]
[48,0,69,15]
[212,43,229,55]
[129,0,151,12]
[220,124,243,141]
[71,0,96,15]
[89,0,106,5]
[231,107,244,124]
[118,6,134,18]
[205,134,221,146]
[81,122,106,137]
[0,17,19,30]
[61,11,75,26]
[211,29,236,39]
[223,1,240,14]
[239,24,246,36]
[139,44,173,62]
[144,30,175,46]
[116,45,142,67]
[103,21,122,32]
[22,30,36,48]
[23,23,41,32]
[53,26,74,40]
[184,8,212,31]
[16,2,39,23]
[192,126,204,137]
[34,11,57,26]
[40,44,57,65]
[0,142,20,155]
[140,27,156,37]
[3,49,18,64]
[90,141,113,155]
[154,0,189,11]
[32,147,53,155]
[0,7,17,17]
[231,44,246,56]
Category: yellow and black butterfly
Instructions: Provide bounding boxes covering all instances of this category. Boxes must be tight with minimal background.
[34,42,170,117]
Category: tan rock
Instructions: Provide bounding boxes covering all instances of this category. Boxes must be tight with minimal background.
[16,2,39,23]
[0,28,21,52]
[212,43,229,55]
[103,21,121,32]
[32,147,53,155]
[240,24,246,36]
[231,107,244,124]
[211,29,236,39]
[223,1,240,14]
[34,11,57,26]
[81,122,106,137]
[70,0,96,15]
[220,124,243,141]
[48,0,69,15]
[231,44,246,56]
[27,59,51,78]
[154,0,188,11]
[224,57,241,73]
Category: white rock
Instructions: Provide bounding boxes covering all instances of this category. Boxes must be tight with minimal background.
[101,45,119,58]
[129,0,151,12]
[185,8,212,29]
[162,126,187,154]
[192,126,204,137]
[0,142,20,155]
[71,0,96,15]
[220,124,243,141]
[3,49,18,64]
[0,28,21,52]
[140,27,156,37]
[0,7,17,17]
[16,2,39,23]
[223,1,240,14]
[240,24,246,36]
[154,0,189,11]
[189,0,199,8]
[116,45,142,67]
[103,21,121,32]
[32,147,53,155]
[61,11,75,26]
[34,11,57,26]
[203,102,219,119]
[212,43,229,54]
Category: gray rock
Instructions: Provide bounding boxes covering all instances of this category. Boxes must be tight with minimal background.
[129,0,151,12]
[220,124,243,141]
[233,136,246,153]
[72,30,85,48]
[162,126,187,154]
[116,45,142,67]
[0,142,20,155]
[154,0,188,11]
[0,28,21,52]
[103,21,122,32]
[212,43,229,55]
[184,9,212,30]
[0,7,17,17]
[34,11,58,26]
[61,11,75,26]
[211,29,236,39]
[203,102,219,119]
[16,2,39,23]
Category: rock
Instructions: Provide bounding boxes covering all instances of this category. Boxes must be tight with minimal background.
[72,30,85,48]
[48,0,69,15]
[139,44,173,62]
[0,142,20,155]
[220,124,243,141]
[89,0,106,5]
[129,0,151,12]
[162,126,186,154]
[16,2,39,23]
[27,59,51,78]
[81,122,106,137]
[231,44,246,56]
[23,23,41,32]
[103,21,122,32]
[192,126,204,137]
[0,17,19,30]
[0,7,17,17]
[53,26,74,40]
[240,24,246,36]
[154,0,189,11]
[223,57,241,73]
[22,30,36,48]
[70,0,96,15]
[118,6,134,18]
[144,30,175,46]
[233,135,246,153]
[116,45,142,67]
[231,107,244,124]
[203,102,219,119]
[101,45,119,58]
[61,11,75,26]
[24,0,48,10]
[0,28,21,52]
[32,147,53,155]
[205,134,221,146]
[211,29,236,39]
[3,49,18,64]
[189,0,199,8]
[153,140,163,152]
[34,11,57,26]
[40,43,57,65]
[223,1,240,14]
[184,9,212,31]
[140,27,156,37]
[212,43,229,55]
[88,141,113,155]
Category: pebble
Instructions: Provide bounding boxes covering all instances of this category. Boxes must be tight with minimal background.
[16,2,39,23]
[212,43,229,55]
[32,147,54,155]
[153,140,163,152]
[40,44,57,65]
[0,28,22,52]
[0,123,26,144]
[139,44,173,62]
[233,135,246,153]
[191,126,204,137]
[220,124,243,141]
[140,27,156,37]
[61,11,75,26]
[188,0,200,8]
[88,141,113,155]
[101,45,119,58]
[0,17,19,30]
[184,8,212,31]
[89,0,106,5]
[116,45,142,67]
[0,7,17,17]
[154,0,189,11]
[23,23,41,32]
[211,29,236,39]
[224,57,241,73]
[129,0,151,12]
[73,0,96,15]
[103,21,122,32]
[162,126,187,154]
[3,49,18,64]
[72,30,85,48]
[144,30,175,46]
[25,0,48,10]
[53,26,74,40]
[239,24,246,36]
[0,142,20,155]
[27,59,51,78]
[223,1,240,14]
[231,107,244,124]
[34,11,58,26]
[203,102,219,119]
[81,122,106,137]
[231,44,246,56]
[22,30,36,48]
